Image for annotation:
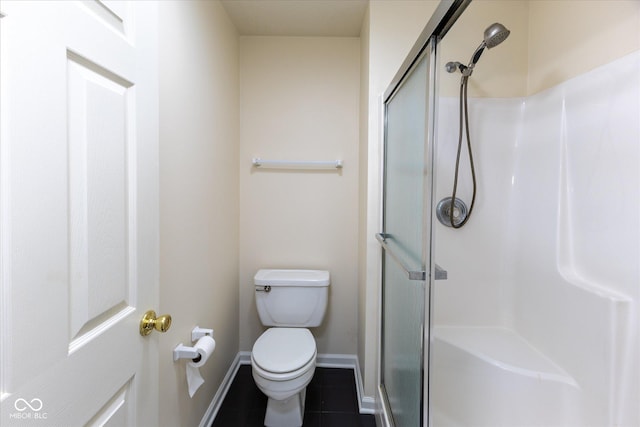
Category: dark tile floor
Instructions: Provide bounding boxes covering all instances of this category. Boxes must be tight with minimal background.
[211,365,376,427]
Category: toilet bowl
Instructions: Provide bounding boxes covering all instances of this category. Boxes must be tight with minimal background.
[251,328,317,425]
[251,269,330,427]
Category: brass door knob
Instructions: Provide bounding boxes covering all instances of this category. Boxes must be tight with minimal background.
[140,310,172,336]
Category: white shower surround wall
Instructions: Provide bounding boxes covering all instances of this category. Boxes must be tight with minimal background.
[432,51,639,426]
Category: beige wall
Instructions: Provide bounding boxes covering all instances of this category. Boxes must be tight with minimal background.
[358,0,439,399]
[238,37,361,354]
[528,0,640,94]
[158,2,239,426]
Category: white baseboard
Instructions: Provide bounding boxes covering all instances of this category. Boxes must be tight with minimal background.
[199,352,376,427]
[315,353,375,414]
[198,352,243,427]
[238,350,251,364]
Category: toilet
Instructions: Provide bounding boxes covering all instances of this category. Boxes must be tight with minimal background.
[251,269,330,427]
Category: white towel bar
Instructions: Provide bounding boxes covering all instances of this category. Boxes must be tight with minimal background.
[252,157,343,169]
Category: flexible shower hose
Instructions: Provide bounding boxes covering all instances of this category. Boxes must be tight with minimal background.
[450,75,477,228]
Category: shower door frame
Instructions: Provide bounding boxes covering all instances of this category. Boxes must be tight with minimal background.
[378,1,471,425]
[377,38,436,425]
[379,41,435,427]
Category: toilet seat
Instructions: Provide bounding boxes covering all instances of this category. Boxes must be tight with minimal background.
[252,352,316,382]
[252,328,316,376]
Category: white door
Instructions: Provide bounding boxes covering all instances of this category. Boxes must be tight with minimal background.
[0,1,160,426]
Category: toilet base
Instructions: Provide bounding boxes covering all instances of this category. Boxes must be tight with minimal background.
[264,388,306,427]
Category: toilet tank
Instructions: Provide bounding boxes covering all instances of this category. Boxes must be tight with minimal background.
[254,269,330,327]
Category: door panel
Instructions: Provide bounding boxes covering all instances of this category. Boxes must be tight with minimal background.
[0,1,159,425]
[67,50,134,348]
[381,43,434,426]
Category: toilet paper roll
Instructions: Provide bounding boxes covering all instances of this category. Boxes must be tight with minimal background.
[186,336,216,397]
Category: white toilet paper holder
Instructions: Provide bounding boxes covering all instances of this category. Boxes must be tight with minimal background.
[191,326,213,342]
[173,326,214,362]
[173,344,200,362]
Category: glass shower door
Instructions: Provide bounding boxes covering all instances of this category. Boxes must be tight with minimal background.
[380,40,435,427]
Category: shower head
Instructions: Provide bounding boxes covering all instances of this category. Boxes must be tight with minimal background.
[483,22,510,49]
[447,22,511,76]
[470,22,510,66]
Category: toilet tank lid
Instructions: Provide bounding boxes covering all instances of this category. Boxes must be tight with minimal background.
[254,269,330,287]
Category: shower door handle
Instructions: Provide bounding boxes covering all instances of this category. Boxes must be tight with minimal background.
[376,233,426,281]
[376,233,448,281]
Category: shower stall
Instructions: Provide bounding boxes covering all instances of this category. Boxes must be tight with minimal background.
[378,1,639,426]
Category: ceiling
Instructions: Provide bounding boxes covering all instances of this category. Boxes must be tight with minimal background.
[220,0,368,37]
